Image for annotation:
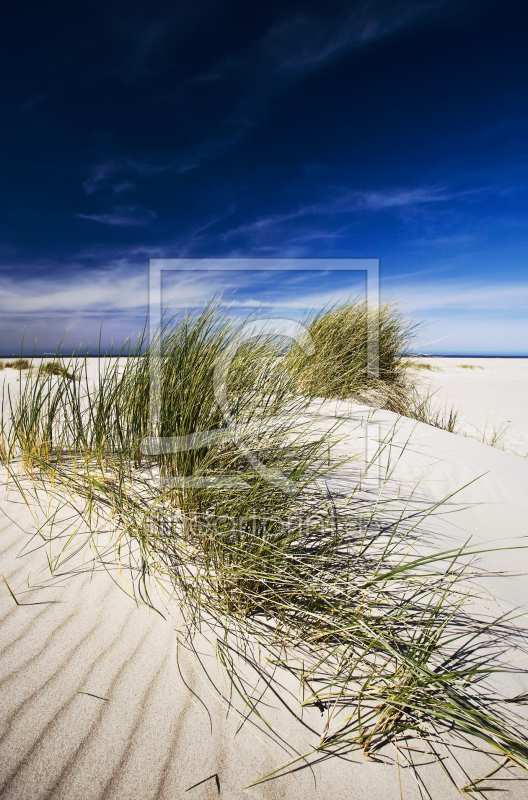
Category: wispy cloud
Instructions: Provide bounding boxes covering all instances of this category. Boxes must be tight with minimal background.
[411,233,476,247]
[358,187,452,210]
[393,280,528,312]
[82,159,174,195]
[0,265,249,316]
[224,279,528,316]
[263,1,454,76]
[0,269,148,315]
[83,162,120,195]
[77,205,156,226]
[222,185,454,240]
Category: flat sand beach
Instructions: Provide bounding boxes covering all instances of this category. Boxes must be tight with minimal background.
[411,357,528,458]
[2,360,528,798]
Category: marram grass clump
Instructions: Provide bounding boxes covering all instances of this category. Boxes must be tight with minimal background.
[2,299,528,788]
[287,299,458,426]
[8,358,30,370]
[40,360,73,378]
[407,360,441,371]
[288,299,417,405]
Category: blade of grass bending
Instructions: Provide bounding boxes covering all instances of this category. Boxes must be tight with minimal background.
[3,575,20,605]
[185,773,220,793]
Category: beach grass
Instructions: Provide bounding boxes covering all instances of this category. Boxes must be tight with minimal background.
[285,300,458,430]
[1,299,528,783]
[474,418,511,449]
[404,389,460,433]
[39,360,73,378]
[407,361,441,371]
[8,358,30,370]
[286,299,418,407]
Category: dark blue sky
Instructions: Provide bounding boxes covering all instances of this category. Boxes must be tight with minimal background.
[1,0,527,354]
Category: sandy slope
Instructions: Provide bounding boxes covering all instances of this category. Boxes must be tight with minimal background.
[2,397,528,799]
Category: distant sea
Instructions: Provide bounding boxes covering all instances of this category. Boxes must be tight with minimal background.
[410,354,528,358]
[2,352,528,359]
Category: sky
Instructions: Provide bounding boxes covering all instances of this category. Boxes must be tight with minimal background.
[1,0,527,355]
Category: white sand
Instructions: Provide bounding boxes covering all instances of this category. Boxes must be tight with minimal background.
[2,363,528,797]
[411,357,528,458]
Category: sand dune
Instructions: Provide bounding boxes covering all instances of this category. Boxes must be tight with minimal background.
[2,397,528,798]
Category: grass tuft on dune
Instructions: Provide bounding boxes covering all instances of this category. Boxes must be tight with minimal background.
[8,358,30,370]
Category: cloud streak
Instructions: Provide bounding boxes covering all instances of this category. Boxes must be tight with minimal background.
[1,264,526,319]
[82,159,177,195]
[392,280,528,312]
[77,205,157,226]
[0,266,253,316]
[221,185,455,240]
